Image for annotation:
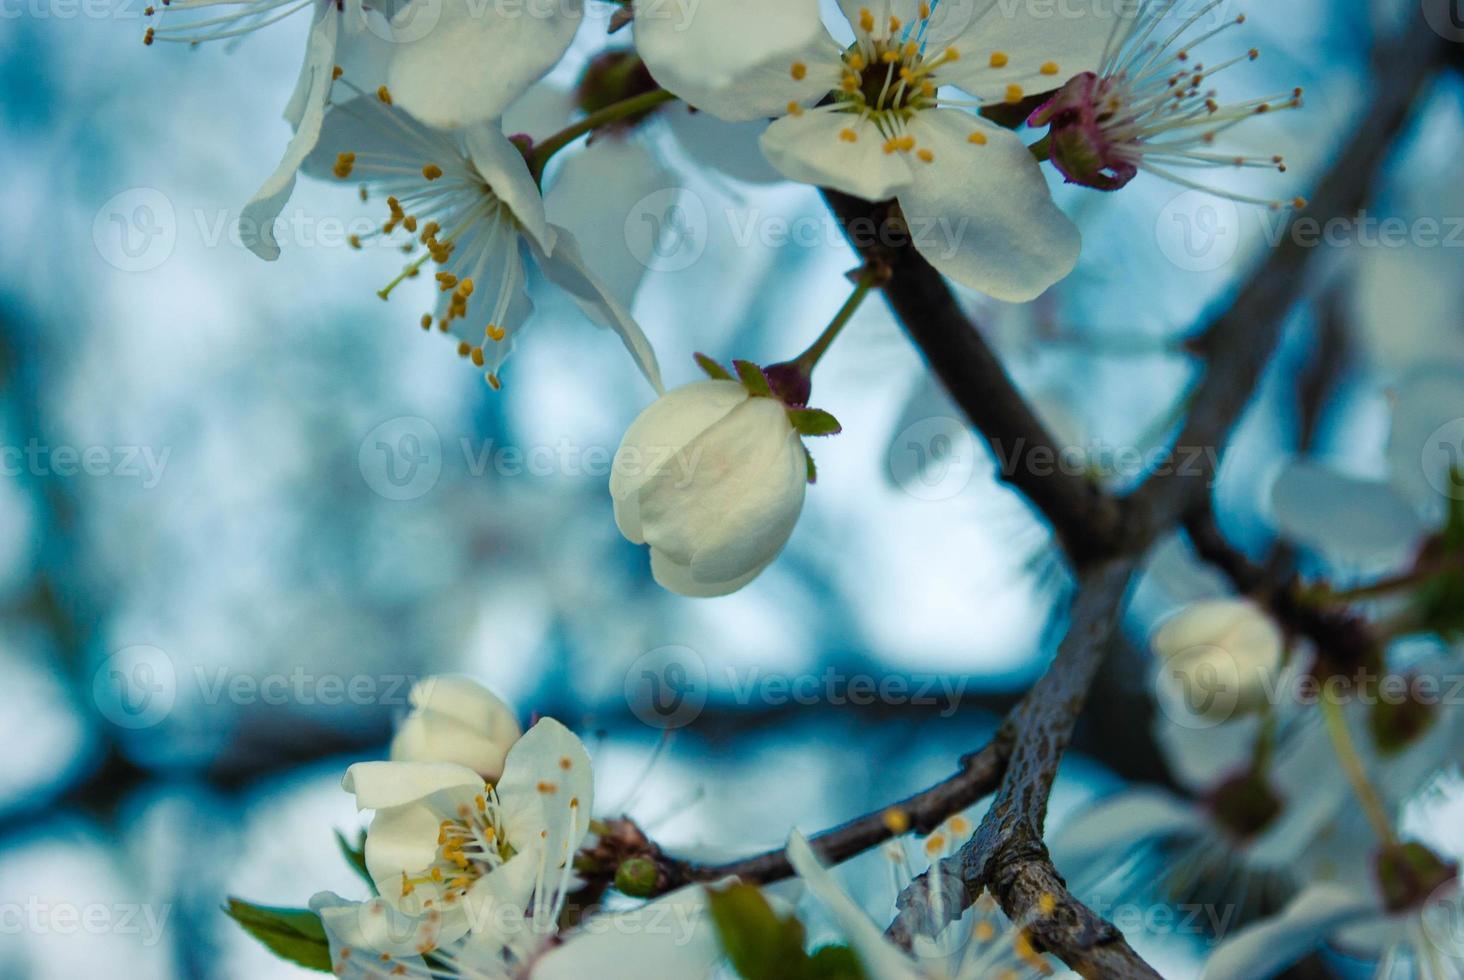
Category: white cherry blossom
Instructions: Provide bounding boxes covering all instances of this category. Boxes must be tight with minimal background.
[343,717,593,946]
[305,92,663,391]
[636,0,1129,301]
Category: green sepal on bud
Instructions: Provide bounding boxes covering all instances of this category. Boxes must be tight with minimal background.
[613,857,661,898]
[694,352,734,381]
[1375,841,1458,914]
[707,884,867,980]
[787,408,842,438]
[732,359,774,398]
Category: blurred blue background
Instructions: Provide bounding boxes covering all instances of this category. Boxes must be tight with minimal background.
[1,0,1462,976]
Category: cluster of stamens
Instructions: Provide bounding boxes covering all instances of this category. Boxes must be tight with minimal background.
[786,4,1066,165]
[141,0,313,47]
[1035,1,1306,209]
[330,82,520,390]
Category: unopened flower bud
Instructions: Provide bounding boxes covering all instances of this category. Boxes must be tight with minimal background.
[614,857,661,897]
[1152,599,1284,721]
[576,49,662,132]
[611,379,811,597]
[389,675,522,779]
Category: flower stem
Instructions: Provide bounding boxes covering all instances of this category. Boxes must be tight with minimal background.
[528,89,678,178]
[1320,692,1397,847]
[791,270,882,375]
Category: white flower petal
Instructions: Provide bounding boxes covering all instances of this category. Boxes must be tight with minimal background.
[635,0,837,121]
[786,832,923,980]
[689,426,807,583]
[343,760,484,811]
[1049,790,1205,869]
[610,380,750,543]
[1269,460,1424,566]
[760,108,915,202]
[545,137,675,310]
[386,0,583,128]
[938,1,1131,101]
[502,82,577,143]
[663,107,785,184]
[636,398,805,574]
[535,230,665,393]
[531,885,723,980]
[362,800,452,913]
[1387,364,1464,516]
[1201,884,1375,979]
[897,110,1078,302]
[649,546,772,598]
[389,675,522,777]
[311,892,440,963]
[494,718,594,869]
[239,11,339,261]
[464,125,555,253]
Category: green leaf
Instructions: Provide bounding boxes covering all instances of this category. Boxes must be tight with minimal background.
[708,885,870,980]
[694,352,734,381]
[224,899,332,973]
[708,884,808,979]
[787,408,842,437]
[732,360,773,398]
[808,945,867,979]
[335,829,374,890]
[805,450,818,485]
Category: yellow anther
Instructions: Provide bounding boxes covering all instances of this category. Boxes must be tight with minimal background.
[486,324,506,342]
[456,341,471,357]
[349,234,362,250]
[377,85,392,104]
[787,101,804,116]
[332,65,343,79]
[420,314,432,330]
[974,920,997,942]
[470,347,485,367]
[944,46,959,61]
[1040,61,1060,75]
[143,26,154,44]
[859,8,874,32]
[1039,892,1057,915]
[422,164,443,180]
[333,153,356,178]
[839,128,859,143]
[989,51,1009,68]
[881,50,900,63]
[917,148,934,163]
[1004,83,1024,104]
[486,373,502,391]
[888,15,901,31]
[882,807,910,834]
[847,52,866,71]
[456,278,474,298]
[791,61,807,81]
